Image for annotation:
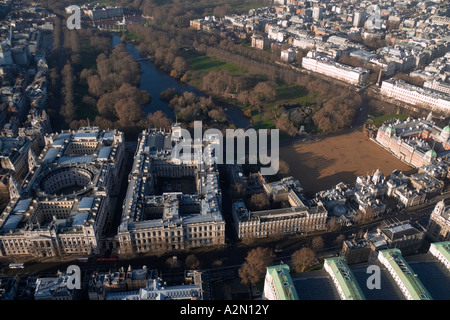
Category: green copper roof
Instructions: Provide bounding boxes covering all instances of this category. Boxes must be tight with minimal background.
[266,264,299,300]
[324,257,366,300]
[443,125,450,133]
[379,249,432,300]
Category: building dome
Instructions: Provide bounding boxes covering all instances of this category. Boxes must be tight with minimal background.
[443,125,450,133]
[386,125,396,136]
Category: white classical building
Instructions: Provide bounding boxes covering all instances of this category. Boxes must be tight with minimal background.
[380,79,450,115]
[302,51,369,86]
[116,124,225,255]
[427,200,450,242]
[0,127,125,258]
[428,241,450,271]
[377,249,432,300]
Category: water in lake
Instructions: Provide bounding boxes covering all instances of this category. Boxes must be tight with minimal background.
[112,35,250,128]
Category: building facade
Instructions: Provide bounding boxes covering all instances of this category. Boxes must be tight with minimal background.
[116,124,225,255]
[302,51,369,86]
[232,177,327,239]
[263,264,298,300]
[377,249,432,300]
[428,241,450,272]
[427,200,450,242]
[380,79,450,115]
[323,257,366,300]
[375,116,450,169]
[0,127,125,258]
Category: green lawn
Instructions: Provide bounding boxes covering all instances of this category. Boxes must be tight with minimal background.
[365,113,410,127]
[185,52,248,75]
[266,84,318,108]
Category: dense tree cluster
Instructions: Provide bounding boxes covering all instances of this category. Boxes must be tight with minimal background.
[77,44,151,131]
[167,91,229,129]
[310,85,363,132]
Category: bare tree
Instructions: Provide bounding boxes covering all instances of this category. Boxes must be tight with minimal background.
[291,247,316,273]
[275,115,298,137]
[238,247,275,287]
[311,236,325,253]
[278,159,290,176]
[185,254,200,270]
[326,216,341,232]
[334,234,346,248]
[248,193,270,211]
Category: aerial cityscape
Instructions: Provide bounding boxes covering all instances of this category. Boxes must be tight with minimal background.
[0,0,448,306]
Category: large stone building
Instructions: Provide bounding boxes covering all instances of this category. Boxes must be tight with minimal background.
[427,200,450,242]
[323,256,366,300]
[380,79,450,115]
[0,127,125,258]
[302,51,369,86]
[263,264,298,300]
[428,241,450,271]
[115,124,225,255]
[231,176,328,239]
[375,115,450,168]
[377,249,433,300]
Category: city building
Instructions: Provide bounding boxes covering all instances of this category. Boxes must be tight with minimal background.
[0,136,38,181]
[280,47,296,62]
[263,264,298,300]
[428,241,450,271]
[88,265,159,300]
[377,248,433,300]
[340,238,372,265]
[380,79,450,115]
[424,79,450,96]
[353,11,367,28]
[231,176,327,239]
[83,5,124,20]
[34,271,78,300]
[116,124,225,255]
[376,220,425,256]
[0,127,125,258]
[427,200,450,242]
[375,116,450,168]
[418,161,449,180]
[103,277,204,300]
[88,266,205,300]
[292,246,450,300]
[323,257,366,300]
[302,51,369,86]
[409,172,444,198]
[251,34,270,50]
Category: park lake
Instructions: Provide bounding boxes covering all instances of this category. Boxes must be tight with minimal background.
[112,35,251,129]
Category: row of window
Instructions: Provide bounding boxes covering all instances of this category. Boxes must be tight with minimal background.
[133,238,217,251]
[130,225,222,239]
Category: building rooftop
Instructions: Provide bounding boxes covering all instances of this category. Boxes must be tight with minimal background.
[379,249,433,300]
[429,241,450,266]
[324,256,366,300]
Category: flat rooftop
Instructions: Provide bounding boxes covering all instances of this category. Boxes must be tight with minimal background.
[289,253,449,300]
